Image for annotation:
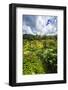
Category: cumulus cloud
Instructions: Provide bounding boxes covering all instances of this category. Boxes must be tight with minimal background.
[23,15,57,36]
[23,25,35,35]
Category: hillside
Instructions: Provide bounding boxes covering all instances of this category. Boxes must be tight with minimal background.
[23,34,57,75]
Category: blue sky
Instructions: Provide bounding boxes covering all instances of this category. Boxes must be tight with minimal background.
[23,15,57,36]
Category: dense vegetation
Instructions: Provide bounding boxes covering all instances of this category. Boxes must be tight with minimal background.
[23,34,57,75]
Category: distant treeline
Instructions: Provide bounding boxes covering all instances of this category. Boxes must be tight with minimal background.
[23,34,57,40]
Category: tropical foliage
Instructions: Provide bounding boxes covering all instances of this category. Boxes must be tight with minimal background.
[23,35,57,75]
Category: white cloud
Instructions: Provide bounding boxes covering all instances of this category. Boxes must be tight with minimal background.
[23,16,57,36]
[36,16,45,31]
[23,25,35,35]
[35,16,57,36]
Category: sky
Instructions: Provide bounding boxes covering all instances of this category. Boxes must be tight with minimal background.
[22,15,57,36]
